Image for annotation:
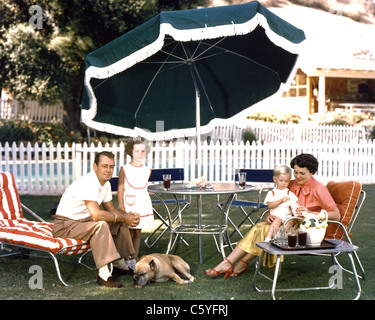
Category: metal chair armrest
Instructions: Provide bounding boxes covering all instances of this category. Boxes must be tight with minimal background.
[259,208,270,222]
[326,219,352,242]
[21,203,46,222]
[283,216,302,226]
[257,186,273,208]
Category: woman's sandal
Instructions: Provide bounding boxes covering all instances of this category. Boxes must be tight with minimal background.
[205,258,233,279]
[229,258,249,277]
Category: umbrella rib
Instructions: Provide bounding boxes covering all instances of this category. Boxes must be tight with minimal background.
[141,60,187,74]
[180,42,217,118]
[134,66,165,121]
[193,51,227,62]
[180,42,191,61]
[134,42,183,121]
[191,61,215,118]
[191,37,227,61]
[160,49,186,62]
[207,42,279,74]
[190,40,204,60]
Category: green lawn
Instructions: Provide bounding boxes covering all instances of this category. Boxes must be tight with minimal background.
[1,184,374,302]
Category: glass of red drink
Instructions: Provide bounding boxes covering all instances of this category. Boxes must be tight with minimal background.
[238,172,247,189]
[163,174,171,190]
[287,231,297,248]
[298,230,307,247]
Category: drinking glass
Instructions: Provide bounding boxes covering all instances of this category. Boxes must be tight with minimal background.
[297,229,307,247]
[279,226,287,245]
[163,174,171,190]
[238,172,247,189]
[287,229,297,248]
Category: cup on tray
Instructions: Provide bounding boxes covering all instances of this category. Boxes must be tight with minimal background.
[297,229,307,247]
[272,225,286,246]
[287,229,297,248]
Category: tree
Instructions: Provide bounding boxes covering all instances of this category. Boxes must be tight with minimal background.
[0,0,209,130]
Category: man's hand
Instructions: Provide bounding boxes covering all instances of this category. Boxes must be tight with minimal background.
[123,211,140,228]
[86,200,140,227]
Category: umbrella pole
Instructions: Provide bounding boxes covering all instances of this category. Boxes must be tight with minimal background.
[196,90,201,177]
[188,62,201,178]
[189,62,203,262]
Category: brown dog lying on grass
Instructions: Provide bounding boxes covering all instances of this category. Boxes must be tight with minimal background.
[133,253,195,288]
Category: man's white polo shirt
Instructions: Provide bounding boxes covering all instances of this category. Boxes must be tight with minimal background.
[56,171,112,220]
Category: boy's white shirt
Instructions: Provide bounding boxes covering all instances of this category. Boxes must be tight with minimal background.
[264,187,299,221]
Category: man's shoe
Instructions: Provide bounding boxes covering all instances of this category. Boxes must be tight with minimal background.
[97,275,123,288]
[113,266,134,275]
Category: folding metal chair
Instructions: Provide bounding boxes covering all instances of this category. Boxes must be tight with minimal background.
[145,168,191,248]
[254,180,366,299]
[217,169,274,247]
[325,180,366,279]
[282,180,366,279]
[0,172,93,287]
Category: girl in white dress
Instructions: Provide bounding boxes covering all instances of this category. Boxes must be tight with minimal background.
[118,140,153,270]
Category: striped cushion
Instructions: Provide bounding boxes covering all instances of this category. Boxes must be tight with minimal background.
[0,218,90,255]
[325,181,361,240]
[0,172,23,220]
[0,171,90,255]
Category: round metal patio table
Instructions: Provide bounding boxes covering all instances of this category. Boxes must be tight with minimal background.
[148,182,254,264]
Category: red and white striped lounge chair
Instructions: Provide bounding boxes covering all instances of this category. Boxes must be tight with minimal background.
[0,171,92,286]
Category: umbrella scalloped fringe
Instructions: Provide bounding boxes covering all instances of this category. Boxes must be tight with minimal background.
[82,86,287,141]
[162,13,303,54]
[82,117,213,140]
[84,12,303,81]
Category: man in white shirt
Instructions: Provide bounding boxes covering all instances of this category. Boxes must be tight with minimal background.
[52,151,140,288]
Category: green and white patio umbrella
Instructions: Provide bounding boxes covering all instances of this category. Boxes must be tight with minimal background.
[81,1,305,143]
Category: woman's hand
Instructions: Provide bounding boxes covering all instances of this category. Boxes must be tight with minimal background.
[294,205,309,217]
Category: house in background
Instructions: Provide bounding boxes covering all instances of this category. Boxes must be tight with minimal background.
[251,4,375,116]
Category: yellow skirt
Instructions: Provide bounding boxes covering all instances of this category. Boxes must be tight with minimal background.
[237,222,283,268]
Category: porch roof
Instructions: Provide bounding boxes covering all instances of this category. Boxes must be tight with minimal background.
[270,5,375,75]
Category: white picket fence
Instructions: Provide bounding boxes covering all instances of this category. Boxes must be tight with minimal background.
[0,99,64,123]
[1,139,374,195]
[211,120,367,143]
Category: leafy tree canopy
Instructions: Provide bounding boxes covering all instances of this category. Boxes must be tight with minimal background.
[0,0,209,129]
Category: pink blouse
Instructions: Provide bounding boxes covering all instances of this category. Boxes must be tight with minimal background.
[289,177,337,212]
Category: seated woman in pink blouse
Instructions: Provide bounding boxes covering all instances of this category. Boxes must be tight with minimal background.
[288,153,339,219]
[205,153,340,279]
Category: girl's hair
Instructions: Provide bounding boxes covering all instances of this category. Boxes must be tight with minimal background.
[290,153,319,174]
[125,138,148,158]
[273,164,291,177]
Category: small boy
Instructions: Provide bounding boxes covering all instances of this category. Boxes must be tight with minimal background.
[263,164,299,242]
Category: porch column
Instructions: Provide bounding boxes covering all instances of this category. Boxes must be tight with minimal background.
[318,75,326,114]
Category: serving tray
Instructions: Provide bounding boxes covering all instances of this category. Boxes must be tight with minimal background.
[270,239,337,251]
